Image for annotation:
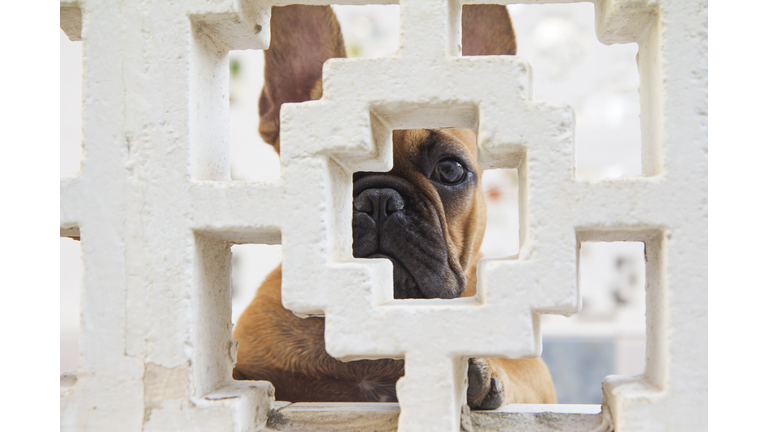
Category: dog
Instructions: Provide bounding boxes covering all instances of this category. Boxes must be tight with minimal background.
[233,4,557,409]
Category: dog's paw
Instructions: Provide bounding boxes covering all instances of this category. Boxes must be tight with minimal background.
[466,358,505,410]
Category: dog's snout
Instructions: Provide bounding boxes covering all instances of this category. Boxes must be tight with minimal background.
[354,188,404,219]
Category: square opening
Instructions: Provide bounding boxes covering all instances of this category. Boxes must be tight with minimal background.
[60,29,83,177]
[541,241,646,403]
[332,5,400,58]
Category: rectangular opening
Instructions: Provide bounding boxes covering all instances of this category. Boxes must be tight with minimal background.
[479,168,520,258]
[540,241,646,403]
[60,29,83,177]
[230,244,283,325]
[60,236,81,374]
[228,49,281,182]
[508,3,642,180]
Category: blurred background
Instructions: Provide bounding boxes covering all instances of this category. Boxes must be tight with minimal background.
[61,3,645,404]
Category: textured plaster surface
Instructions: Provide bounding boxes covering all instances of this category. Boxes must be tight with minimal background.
[261,403,604,431]
[60,0,706,431]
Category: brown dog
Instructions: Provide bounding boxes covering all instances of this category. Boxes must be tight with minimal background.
[233,5,557,409]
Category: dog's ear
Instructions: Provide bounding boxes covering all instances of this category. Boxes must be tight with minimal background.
[462,5,517,56]
[258,5,346,152]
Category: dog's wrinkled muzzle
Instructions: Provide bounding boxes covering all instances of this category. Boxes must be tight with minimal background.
[352,176,464,299]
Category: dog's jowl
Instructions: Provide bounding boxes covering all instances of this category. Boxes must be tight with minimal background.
[233,4,557,408]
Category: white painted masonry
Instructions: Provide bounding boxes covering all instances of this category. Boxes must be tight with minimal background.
[60,0,707,431]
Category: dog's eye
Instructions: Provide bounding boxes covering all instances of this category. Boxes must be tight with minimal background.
[433,159,466,184]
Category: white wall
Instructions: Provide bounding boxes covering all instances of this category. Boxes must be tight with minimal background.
[61,3,645,385]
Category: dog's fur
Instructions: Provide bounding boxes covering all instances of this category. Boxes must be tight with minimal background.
[233,5,557,409]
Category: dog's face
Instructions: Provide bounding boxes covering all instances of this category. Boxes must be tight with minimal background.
[258,6,516,299]
[352,129,486,299]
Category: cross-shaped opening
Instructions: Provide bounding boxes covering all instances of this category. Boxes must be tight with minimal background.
[353,127,511,302]
[352,127,522,303]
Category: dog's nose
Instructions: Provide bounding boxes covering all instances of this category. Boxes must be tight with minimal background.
[354,188,404,219]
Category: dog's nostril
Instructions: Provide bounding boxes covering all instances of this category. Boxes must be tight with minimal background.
[354,194,374,213]
[354,188,404,217]
[385,194,404,213]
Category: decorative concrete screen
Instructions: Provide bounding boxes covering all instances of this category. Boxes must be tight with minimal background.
[60,0,707,431]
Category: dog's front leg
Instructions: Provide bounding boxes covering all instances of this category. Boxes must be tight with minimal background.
[467,357,557,409]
